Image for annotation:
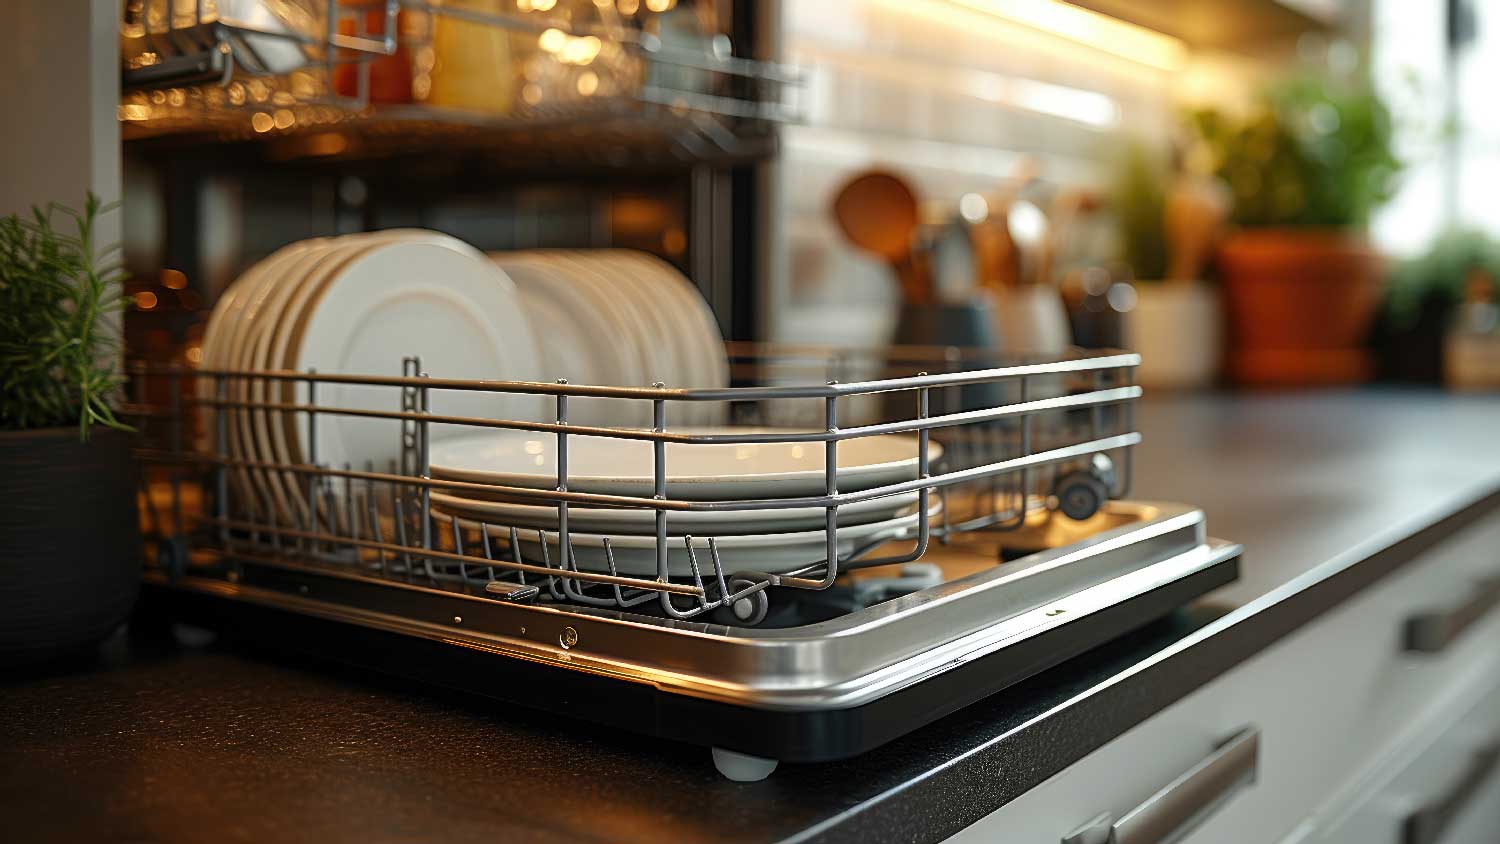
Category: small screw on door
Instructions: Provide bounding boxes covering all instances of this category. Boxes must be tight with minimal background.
[560,626,579,649]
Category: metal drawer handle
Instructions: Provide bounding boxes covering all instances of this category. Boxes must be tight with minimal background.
[1402,739,1500,844]
[1404,576,1500,653]
[1062,727,1259,844]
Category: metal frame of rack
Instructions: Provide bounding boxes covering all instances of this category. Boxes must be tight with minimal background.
[126,343,1251,779]
[130,345,1140,623]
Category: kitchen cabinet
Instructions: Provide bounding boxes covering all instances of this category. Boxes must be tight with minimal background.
[1297,685,1500,844]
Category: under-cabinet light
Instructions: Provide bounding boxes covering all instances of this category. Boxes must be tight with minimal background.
[947,0,1187,71]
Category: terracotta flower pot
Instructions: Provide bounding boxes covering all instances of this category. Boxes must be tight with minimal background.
[0,427,141,666]
[1217,229,1385,386]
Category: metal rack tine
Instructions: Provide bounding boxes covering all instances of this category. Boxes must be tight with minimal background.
[508,527,528,587]
[450,514,468,582]
[478,522,497,582]
[392,492,412,579]
[705,537,730,606]
[535,528,564,601]
[366,494,386,575]
[602,538,625,605]
[680,536,709,612]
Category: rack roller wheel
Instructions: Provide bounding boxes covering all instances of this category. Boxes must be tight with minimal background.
[712,747,778,781]
[712,578,770,627]
[1055,472,1108,522]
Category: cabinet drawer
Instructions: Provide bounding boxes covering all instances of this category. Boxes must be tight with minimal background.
[946,514,1500,844]
[1322,513,1500,759]
[1306,683,1500,844]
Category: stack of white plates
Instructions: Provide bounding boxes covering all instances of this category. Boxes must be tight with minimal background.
[489,249,728,426]
[428,428,943,576]
[201,229,549,527]
[203,230,929,576]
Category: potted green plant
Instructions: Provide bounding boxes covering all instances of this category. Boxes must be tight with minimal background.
[1193,74,1402,385]
[1375,230,1500,382]
[0,195,140,666]
[1111,139,1228,389]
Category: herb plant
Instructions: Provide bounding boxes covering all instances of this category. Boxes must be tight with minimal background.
[0,194,130,438]
[1110,139,1169,281]
[1386,229,1500,327]
[1191,75,1401,228]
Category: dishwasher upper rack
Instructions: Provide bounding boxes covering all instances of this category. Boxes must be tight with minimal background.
[128,346,1140,624]
[119,0,802,160]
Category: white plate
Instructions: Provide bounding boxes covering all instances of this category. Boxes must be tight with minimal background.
[427,488,921,535]
[593,250,723,425]
[446,501,935,576]
[430,427,943,500]
[225,232,430,526]
[519,251,657,425]
[256,232,482,525]
[241,237,371,527]
[490,253,637,425]
[262,232,464,476]
[229,238,336,525]
[613,250,728,399]
[288,237,548,478]
[542,250,678,411]
[204,240,324,514]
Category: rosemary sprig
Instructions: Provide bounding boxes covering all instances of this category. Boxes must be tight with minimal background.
[0,193,132,439]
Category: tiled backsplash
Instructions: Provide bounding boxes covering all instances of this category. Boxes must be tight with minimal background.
[763,0,1250,348]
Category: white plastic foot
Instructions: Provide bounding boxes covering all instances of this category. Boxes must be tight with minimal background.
[170,622,217,648]
[712,747,779,782]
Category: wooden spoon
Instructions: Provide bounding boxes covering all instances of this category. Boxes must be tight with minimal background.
[833,171,930,305]
[973,156,1042,291]
[1165,176,1230,283]
[1038,188,1102,288]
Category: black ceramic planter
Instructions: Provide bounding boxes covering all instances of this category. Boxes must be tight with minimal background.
[0,426,141,666]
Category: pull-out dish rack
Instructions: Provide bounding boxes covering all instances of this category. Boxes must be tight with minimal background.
[128,343,1239,779]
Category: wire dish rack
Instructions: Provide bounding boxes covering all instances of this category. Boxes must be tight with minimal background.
[128,342,1239,779]
[119,0,800,160]
[133,344,1138,621]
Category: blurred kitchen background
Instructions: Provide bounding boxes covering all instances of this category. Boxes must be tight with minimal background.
[96,0,1500,390]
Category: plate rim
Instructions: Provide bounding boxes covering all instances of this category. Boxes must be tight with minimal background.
[428,426,945,498]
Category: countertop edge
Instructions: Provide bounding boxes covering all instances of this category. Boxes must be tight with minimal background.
[791,481,1500,844]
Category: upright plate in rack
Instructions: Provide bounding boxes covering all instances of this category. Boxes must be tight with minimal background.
[588,249,718,425]
[430,427,943,500]
[553,251,683,384]
[204,240,325,514]
[525,251,657,425]
[237,232,442,526]
[614,250,729,413]
[490,252,634,426]
[227,238,336,524]
[622,252,726,382]
[287,237,547,480]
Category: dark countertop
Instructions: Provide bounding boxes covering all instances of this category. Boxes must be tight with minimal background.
[6,390,1500,844]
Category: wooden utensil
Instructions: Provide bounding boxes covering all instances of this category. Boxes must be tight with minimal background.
[833,171,930,305]
[972,156,1041,291]
[1165,176,1230,283]
[1006,199,1049,287]
[1039,187,1101,289]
